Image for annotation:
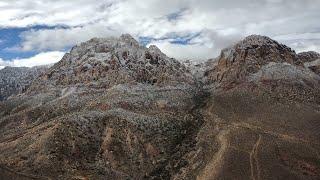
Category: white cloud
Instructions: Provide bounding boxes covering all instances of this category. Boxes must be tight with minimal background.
[19,23,121,51]
[273,32,320,53]
[0,58,12,68]
[148,41,214,61]
[147,29,242,60]
[0,58,6,69]
[0,0,114,27]
[1,0,320,61]
[0,51,65,68]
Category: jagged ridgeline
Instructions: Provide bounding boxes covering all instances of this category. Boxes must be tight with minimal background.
[28,34,194,92]
[0,34,320,180]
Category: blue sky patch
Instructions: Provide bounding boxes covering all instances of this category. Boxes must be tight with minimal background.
[0,25,69,60]
[139,32,200,46]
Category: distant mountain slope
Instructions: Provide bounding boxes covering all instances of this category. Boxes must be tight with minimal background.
[299,51,320,75]
[298,51,320,63]
[0,66,47,101]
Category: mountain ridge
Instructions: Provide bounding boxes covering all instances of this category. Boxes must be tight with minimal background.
[0,34,319,180]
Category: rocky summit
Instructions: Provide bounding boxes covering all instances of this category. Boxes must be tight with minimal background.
[29,34,193,92]
[0,34,320,180]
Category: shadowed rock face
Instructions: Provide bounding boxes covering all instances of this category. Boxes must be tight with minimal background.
[0,34,320,180]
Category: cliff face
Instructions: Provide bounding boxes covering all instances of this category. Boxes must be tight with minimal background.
[0,34,319,180]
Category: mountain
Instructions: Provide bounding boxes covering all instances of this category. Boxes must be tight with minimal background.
[0,66,48,101]
[0,34,199,180]
[185,35,320,179]
[205,35,302,85]
[28,34,193,92]
[0,34,319,180]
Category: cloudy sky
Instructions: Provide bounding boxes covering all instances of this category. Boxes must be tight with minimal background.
[0,0,319,68]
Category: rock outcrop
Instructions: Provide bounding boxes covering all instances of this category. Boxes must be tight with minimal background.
[0,34,319,180]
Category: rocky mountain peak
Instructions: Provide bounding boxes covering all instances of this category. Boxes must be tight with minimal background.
[236,35,279,47]
[30,34,193,90]
[148,45,162,53]
[119,33,140,47]
[224,34,298,64]
[205,35,301,85]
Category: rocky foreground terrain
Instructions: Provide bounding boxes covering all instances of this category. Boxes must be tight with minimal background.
[0,34,319,180]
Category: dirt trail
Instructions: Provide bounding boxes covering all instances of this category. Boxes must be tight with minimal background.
[197,129,230,180]
[250,135,262,180]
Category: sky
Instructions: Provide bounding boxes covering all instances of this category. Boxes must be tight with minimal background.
[0,0,320,68]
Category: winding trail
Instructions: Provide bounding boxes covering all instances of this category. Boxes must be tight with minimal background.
[197,129,230,180]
